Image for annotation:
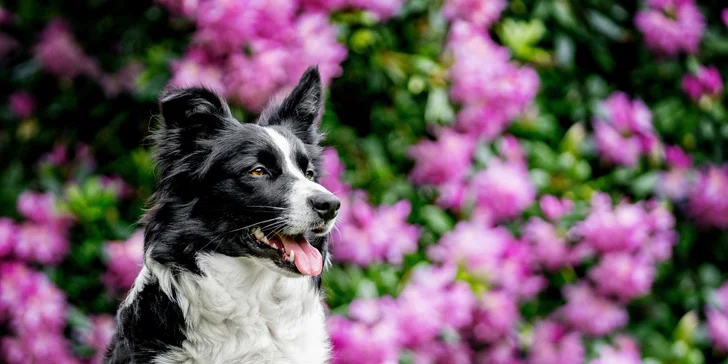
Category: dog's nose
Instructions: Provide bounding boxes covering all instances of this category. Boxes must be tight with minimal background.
[308,193,340,220]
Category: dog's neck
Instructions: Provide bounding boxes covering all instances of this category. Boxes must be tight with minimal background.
[138,253,331,364]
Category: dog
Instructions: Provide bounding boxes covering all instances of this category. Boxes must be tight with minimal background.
[105,66,340,364]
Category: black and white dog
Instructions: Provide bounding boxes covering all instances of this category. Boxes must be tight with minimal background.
[105,66,340,364]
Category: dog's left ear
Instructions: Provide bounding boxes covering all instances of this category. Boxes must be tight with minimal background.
[259,66,324,145]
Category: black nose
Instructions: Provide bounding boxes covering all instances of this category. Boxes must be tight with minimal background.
[308,193,341,220]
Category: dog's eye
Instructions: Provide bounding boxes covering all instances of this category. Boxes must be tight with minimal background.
[251,167,267,177]
[305,170,315,180]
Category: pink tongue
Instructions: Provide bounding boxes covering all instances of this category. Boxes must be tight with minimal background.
[281,235,323,276]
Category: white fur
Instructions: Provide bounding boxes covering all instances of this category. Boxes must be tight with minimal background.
[146,254,330,364]
[263,128,335,235]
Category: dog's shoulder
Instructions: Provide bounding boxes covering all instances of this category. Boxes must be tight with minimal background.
[105,266,188,363]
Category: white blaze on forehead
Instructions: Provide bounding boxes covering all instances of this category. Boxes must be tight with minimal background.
[263,128,307,179]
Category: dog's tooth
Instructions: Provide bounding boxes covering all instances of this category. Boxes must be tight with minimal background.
[252,227,264,240]
[288,250,295,262]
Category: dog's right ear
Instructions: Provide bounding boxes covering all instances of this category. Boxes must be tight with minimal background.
[158,87,234,138]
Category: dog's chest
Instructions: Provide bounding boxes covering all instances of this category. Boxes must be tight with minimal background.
[154,255,330,364]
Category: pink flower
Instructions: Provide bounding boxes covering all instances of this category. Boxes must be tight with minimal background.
[8,91,36,119]
[321,148,350,195]
[707,308,728,352]
[16,191,72,227]
[329,298,402,364]
[408,129,477,186]
[442,0,506,28]
[428,220,509,277]
[349,0,405,20]
[723,9,728,27]
[41,145,69,166]
[559,283,628,336]
[15,223,69,265]
[33,19,99,79]
[99,61,144,97]
[588,253,655,301]
[435,181,467,211]
[0,219,17,258]
[591,335,641,364]
[1,333,80,364]
[103,230,145,292]
[169,48,225,94]
[681,66,723,102]
[539,195,574,221]
[396,265,476,347]
[76,314,116,364]
[687,164,728,229]
[224,45,290,111]
[528,320,584,364]
[635,0,705,56]
[301,0,349,12]
[471,290,519,343]
[331,196,421,266]
[100,175,133,199]
[593,92,657,167]
[572,193,651,253]
[523,218,573,270]
[664,145,692,169]
[448,21,539,140]
[477,338,521,364]
[286,13,348,86]
[411,340,473,364]
[469,159,536,222]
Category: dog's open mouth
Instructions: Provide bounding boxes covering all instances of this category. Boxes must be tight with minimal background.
[251,227,323,276]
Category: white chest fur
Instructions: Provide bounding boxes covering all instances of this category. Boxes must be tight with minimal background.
[146,254,331,364]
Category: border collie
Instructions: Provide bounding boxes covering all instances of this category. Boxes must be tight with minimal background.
[105,66,340,364]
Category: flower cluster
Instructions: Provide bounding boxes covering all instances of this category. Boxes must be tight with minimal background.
[682,65,724,103]
[158,0,355,111]
[0,263,78,364]
[324,149,421,266]
[33,19,141,97]
[635,0,705,56]
[103,230,145,293]
[706,282,728,352]
[592,92,659,167]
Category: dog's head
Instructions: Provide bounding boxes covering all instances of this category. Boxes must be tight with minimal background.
[150,66,339,277]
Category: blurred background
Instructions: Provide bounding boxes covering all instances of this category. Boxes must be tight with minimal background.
[1,0,728,363]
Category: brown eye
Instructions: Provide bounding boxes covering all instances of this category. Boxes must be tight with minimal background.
[251,167,267,177]
[305,170,314,180]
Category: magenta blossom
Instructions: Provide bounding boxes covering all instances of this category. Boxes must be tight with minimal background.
[707,283,728,352]
[572,193,651,253]
[559,283,628,336]
[682,66,724,102]
[33,19,99,79]
[635,0,705,56]
[332,195,420,266]
[588,253,655,301]
[522,217,574,270]
[591,335,641,364]
[349,0,406,20]
[408,129,477,186]
[593,92,658,167]
[539,195,574,221]
[723,9,728,27]
[687,164,728,229]
[103,230,145,292]
[100,175,134,199]
[471,290,519,343]
[14,223,69,265]
[1,334,80,364]
[328,298,401,364]
[8,91,36,119]
[321,148,350,195]
[527,320,584,364]
[448,21,539,139]
[169,48,225,94]
[76,314,116,364]
[469,159,536,222]
[16,191,72,227]
[664,145,692,169]
[0,219,17,258]
[442,0,507,28]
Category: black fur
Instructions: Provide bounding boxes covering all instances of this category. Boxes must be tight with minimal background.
[105,66,333,363]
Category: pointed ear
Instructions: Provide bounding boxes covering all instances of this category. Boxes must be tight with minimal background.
[159,86,234,137]
[259,66,324,144]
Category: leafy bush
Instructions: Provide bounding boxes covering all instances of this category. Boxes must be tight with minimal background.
[1,0,728,363]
